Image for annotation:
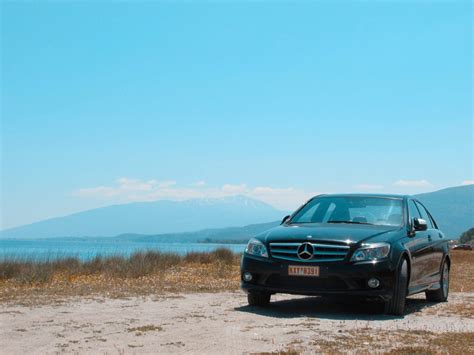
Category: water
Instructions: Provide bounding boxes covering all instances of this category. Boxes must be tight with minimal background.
[0,239,247,261]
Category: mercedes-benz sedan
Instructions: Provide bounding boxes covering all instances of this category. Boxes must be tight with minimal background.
[240,194,450,315]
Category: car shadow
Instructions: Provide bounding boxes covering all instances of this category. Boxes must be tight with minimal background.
[234,295,435,320]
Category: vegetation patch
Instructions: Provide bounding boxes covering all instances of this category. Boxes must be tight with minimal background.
[283,330,474,354]
[459,227,474,244]
[127,325,163,333]
[449,250,474,292]
[0,248,240,303]
[0,249,472,304]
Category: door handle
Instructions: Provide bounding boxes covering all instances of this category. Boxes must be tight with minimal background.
[428,235,432,241]
[439,233,443,238]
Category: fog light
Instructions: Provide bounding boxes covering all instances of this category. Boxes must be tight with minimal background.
[368,278,380,288]
[243,272,253,282]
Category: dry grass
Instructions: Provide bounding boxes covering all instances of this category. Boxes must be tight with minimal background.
[0,248,235,282]
[255,351,300,355]
[0,248,240,303]
[127,325,164,333]
[449,250,474,292]
[0,249,472,304]
[281,330,474,354]
[438,300,474,318]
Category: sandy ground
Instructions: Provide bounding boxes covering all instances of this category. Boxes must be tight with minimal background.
[1,291,473,354]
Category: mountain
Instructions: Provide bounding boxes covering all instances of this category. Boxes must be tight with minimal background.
[0,196,286,239]
[2,185,472,241]
[113,220,281,244]
[130,184,472,242]
[414,184,474,239]
[112,185,474,243]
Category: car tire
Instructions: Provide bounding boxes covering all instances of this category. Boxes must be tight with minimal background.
[385,258,408,316]
[425,260,449,302]
[247,292,271,307]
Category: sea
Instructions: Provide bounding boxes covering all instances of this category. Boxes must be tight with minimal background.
[0,239,247,261]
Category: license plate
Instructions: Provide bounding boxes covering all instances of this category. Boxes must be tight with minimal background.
[288,265,320,277]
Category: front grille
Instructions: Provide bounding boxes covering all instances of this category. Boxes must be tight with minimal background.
[269,241,350,262]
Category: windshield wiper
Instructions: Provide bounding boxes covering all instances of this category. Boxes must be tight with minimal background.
[327,220,373,225]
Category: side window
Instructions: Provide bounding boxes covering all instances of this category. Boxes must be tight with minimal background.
[428,212,438,229]
[415,201,434,229]
[408,200,421,220]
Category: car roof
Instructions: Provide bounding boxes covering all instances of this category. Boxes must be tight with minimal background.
[314,193,410,199]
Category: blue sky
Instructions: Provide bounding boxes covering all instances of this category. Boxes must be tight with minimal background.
[1,1,472,229]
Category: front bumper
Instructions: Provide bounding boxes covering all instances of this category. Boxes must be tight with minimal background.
[241,254,397,301]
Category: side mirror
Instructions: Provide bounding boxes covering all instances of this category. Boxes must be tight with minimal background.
[281,215,290,224]
[413,218,428,231]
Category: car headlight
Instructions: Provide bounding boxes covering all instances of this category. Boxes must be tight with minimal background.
[245,238,268,258]
[351,242,390,262]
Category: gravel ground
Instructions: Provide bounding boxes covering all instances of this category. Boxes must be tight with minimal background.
[1,291,473,354]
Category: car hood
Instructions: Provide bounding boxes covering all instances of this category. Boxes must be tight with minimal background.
[258,223,403,245]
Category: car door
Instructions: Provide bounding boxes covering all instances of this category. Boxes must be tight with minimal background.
[405,199,432,287]
[415,201,444,282]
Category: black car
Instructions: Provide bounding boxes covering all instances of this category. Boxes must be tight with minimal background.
[240,194,450,315]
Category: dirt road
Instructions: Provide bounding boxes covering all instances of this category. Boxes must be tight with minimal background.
[1,291,473,354]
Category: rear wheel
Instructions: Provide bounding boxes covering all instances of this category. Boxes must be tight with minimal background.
[426,260,449,302]
[247,292,271,307]
[385,258,408,316]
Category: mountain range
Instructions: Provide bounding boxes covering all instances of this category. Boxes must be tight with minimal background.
[1,184,473,240]
[415,184,473,238]
[111,221,281,244]
[0,196,286,239]
[115,184,473,243]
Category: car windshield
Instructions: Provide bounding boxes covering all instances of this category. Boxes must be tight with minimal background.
[289,196,403,226]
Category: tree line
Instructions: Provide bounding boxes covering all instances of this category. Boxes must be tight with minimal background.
[459,227,474,244]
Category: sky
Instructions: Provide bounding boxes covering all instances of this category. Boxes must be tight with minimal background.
[1,1,473,229]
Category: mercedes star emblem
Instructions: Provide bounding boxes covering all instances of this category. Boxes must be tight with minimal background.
[297,242,314,260]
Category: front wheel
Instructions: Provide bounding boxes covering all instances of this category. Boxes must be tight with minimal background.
[247,292,271,307]
[426,260,449,302]
[385,258,408,316]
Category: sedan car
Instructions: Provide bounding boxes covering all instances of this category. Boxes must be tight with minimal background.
[241,194,450,315]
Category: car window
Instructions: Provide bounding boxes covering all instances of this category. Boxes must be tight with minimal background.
[415,201,434,229]
[427,212,438,229]
[294,201,321,223]
[322,202,336,222]
[290,196,403,226]
[408,200,421,220]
